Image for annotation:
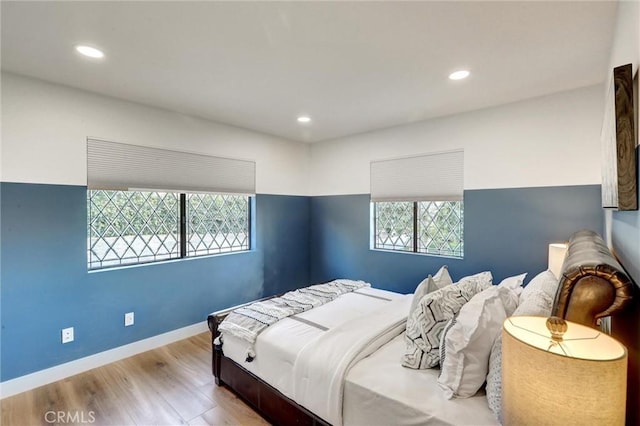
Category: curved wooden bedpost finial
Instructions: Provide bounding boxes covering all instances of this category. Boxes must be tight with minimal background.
[551,231,633,329]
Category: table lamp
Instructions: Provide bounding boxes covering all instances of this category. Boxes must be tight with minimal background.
[548,243,568,280]
[502,316,627,425]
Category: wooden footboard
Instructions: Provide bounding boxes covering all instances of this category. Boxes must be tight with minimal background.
[207,307,330,426]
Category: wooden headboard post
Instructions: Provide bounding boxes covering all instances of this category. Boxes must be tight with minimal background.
[552,230,636,425]
[552,230,633,326]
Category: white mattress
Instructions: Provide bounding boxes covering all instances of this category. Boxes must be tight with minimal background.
[344,333,499,426]
[221,287,404,398]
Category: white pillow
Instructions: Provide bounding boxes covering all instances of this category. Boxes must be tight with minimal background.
[409,265,453,315]
[497,273,527,297]
[402,271,493,369]
[433,264,453,287]
[519,269,559,304]
[486,277,555,420]
[437,285,519,399]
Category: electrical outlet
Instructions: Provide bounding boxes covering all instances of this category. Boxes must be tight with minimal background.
[62,327,74,344]
[125,312,134,327]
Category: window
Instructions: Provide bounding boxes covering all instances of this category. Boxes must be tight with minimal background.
[370,150,464,258]
[186,193,250,256]
[373,201,464,257]
[86,139,256,270]
[88,190,250,269]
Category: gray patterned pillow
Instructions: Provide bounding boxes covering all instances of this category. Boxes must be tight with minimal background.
[486,287,554,420]
[486,333,504,421]
[402,271,492,369]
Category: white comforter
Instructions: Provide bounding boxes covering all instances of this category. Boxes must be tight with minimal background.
[292,294,412,426]
[344,334,499,426]
[221,288,406,399]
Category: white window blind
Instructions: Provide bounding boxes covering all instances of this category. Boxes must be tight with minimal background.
[370,149,463,202]
[87,139,256,195]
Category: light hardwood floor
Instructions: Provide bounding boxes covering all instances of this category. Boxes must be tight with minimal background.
[1,333,270,426]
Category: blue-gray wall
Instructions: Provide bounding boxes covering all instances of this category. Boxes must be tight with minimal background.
[0,182,606,382]
[257,194,310,296]
[309,186,604,293]
[0,183,309,381]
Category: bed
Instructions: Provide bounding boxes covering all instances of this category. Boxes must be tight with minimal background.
[207,230,635,426]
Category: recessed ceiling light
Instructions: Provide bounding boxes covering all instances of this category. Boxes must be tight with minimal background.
[449,70,470,80]
[297,116,311,123]
[75,45,105,59]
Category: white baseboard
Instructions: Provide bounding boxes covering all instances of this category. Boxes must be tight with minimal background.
[0,321,209,399]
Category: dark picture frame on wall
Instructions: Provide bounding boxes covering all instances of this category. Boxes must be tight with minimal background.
[601,63,638,211]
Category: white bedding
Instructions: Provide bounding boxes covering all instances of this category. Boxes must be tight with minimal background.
[220,286,498,426]
[344,334,499,426]
[221,287,404,398]
[293,295,412,425]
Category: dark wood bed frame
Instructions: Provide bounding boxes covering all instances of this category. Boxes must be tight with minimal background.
[208,230,637,426]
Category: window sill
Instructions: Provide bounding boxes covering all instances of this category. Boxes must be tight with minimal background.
[370,247,463,260]
[88,249,255,273]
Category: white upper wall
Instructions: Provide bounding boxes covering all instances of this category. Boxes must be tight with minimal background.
[607,0,639,151]
[309,84,604,195]
[2,73,606,196]
[609,0,639,73]
[608,0,639,152]
[1,72,310,195]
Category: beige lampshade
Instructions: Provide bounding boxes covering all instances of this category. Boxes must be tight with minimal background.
[548,243,568,279]
[502,316,627,426]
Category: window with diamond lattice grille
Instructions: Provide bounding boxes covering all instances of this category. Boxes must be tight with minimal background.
[187,194,249,256]
[88,190,250,270]
[373,202,414,252]
[373,201,463,258]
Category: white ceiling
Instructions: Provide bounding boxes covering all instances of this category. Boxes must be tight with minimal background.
[1,1,617,143]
